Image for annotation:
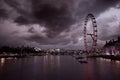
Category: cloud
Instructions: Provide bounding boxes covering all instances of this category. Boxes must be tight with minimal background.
[14,16,31,25]
[0,0,120,49]
[0,8,8,20]
[97,7,120,40]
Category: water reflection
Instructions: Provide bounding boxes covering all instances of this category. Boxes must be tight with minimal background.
[99,58,120,63]
[84,63,92,80]
[43,55,61,74]
[0,58,5,67]
[0,56,120,80]
[0,58,18,67]
[43,55,60,66]
[56,56,60,68]
[115,61,120,64]
[43,55,48,74]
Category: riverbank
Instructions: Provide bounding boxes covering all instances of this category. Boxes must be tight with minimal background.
[0,53,45,58]
[88,55,120,61]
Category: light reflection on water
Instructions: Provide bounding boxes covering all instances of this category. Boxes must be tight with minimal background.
[0,58,17,67]
[0,58,5,67]
[43,55,60,67]
[115,60,120,64]
[99,58,120,63]
[43,55,61,74]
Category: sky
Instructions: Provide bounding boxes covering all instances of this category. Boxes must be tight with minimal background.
[0,0,120,50]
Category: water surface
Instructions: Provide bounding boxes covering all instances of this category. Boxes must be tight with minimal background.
[0,55,120,80]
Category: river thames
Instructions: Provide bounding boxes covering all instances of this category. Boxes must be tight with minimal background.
[0,55,120,80]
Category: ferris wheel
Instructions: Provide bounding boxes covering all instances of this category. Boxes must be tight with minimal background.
[84,13,98,53]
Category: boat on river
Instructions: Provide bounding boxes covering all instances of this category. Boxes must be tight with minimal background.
[78,53,88,63]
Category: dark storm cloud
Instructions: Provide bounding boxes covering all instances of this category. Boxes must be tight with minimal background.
[76,0,120,19]
[4,0,76,37]
[0,8,8,19]
[4,0,120,28]
[25,34,71,45]
[14,16,31,25]
[32,3,75,37]
[4,0,32,16]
